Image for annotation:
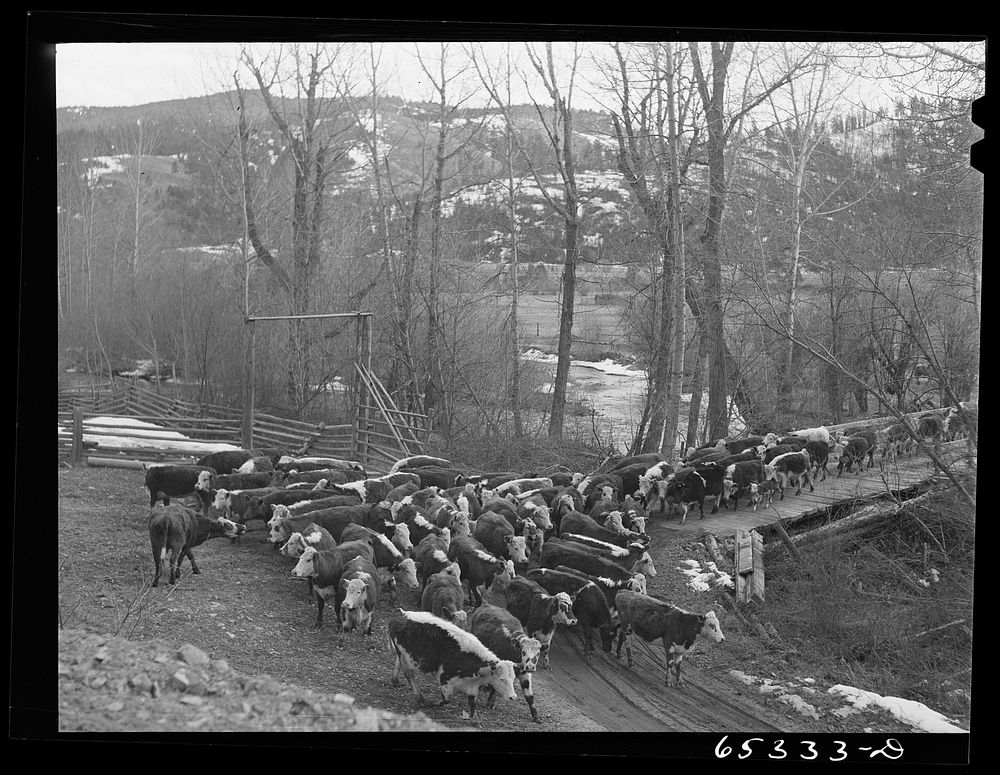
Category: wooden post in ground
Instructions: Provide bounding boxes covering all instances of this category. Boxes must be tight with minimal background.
[354,314,371,470]
[241,319,256,450]
[71,408,84,466]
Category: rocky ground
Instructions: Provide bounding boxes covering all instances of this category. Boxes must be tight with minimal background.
[58,628,455,732]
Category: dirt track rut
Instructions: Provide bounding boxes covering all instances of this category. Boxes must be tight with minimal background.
[537,630,788,732]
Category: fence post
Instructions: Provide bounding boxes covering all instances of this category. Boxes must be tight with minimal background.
[241,319,256,450]
[71,408,84,466]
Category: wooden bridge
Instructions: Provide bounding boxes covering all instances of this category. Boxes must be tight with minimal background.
[655,439,975,539]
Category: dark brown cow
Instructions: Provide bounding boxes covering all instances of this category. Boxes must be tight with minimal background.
[148,504,244,586]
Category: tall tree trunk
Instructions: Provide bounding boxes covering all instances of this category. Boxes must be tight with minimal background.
[549,215,578,440]
[660,41,686,459]
[548,95,579,441]
[687,331,709,449]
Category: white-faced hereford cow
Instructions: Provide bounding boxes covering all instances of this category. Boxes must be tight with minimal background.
[770,450,815,497]
[526,567,618,658]
[335,556,381,636]
[148,504,244,587]
[503,576,577,669]
[468,603,543,722]
[614,590,725,687]
[289,541,376,628]
[387,609,518,718]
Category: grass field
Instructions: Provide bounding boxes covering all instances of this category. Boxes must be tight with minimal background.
[518,293,631,361]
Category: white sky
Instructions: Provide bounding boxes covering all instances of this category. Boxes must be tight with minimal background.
[56,41,984,120]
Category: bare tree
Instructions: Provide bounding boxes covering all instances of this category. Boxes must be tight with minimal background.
[237,44,354,411]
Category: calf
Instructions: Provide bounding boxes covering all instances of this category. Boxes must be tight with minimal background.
[398,466,463,490]
[279,523,338,557]
[387,609,518,717]
[421,565,468,627]
[548,472,585,488]
[723,460,772,510]
[552,565,647,614]
[503,576,577,669]
[268,504,370,547]
[393,503,449,545]
[771,450,815,497]
[713,449,761,469]
[748,480,780,512]
[837,436,870,477]
[336,556,381,636]
[474,511,529,565]
[609,453,667,472]
[776,436,809,451]
[290,541,376,628]
[390,455,453,474]
[762,444,796,464]
[448,535,510,608]
[614,591,725,687]
[662,471,707,525]
[724,435,765,455]
[236,456,274,474]
[144,465,215,511]
[196,450,255,474]
[281,468,364,486]
[211,472,275,491]
[468,604,543,722]
[805,439,831,481]
[339,523,407,569]
[495,477,554,497]
[385,481,421,503]
[540,539,646,592]
[917,414,944,443]
[559,510,644,548]
[560,534,656,577]
[148,504,244,586]
[276,456,366,474]
[413,530,454,589]
[516,494,554,533]
[210,486,280,522]
[526,567,617,657]
[787,426,832,447]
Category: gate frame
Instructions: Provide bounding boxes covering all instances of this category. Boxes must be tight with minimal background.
[241,312,372,455]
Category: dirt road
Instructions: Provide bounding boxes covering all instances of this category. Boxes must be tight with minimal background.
[537,631,788,732]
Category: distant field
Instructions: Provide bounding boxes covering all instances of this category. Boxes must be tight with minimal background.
[519,293,632,359]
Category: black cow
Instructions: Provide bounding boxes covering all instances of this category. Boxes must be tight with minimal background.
[148,504,244,586]
[414,531,455,590]
[805,440,831,481]
[448,534,509,608]
[195,450,255,474]
[144,465,215,511]
[614,591,725,686]
[723,460,771,510]
[837,436,870,477]
[724,435,765,455]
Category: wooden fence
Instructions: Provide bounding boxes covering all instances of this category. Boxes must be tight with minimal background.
[58,380,355,466]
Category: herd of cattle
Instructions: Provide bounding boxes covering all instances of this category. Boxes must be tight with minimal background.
[139,404,972,721]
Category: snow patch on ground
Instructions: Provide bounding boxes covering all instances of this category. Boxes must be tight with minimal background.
[827,684,966,733]
[58,416,239,455]
[678,559,734,592]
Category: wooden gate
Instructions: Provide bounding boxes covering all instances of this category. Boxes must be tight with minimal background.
[353,362,429,472]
